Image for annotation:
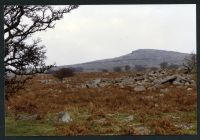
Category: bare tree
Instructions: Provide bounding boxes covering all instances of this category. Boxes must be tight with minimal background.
[4,5,78,100]
[182,53,196,74]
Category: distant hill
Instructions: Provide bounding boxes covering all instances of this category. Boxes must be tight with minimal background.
[54,49,190,72]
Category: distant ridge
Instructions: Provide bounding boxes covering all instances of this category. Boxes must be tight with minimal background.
[55,49,190,72]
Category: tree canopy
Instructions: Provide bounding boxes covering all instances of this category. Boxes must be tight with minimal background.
[4,5,78,75]
[4,5,78,100]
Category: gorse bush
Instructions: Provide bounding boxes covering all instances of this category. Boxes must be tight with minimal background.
[168,64,179,69]
[102,69,108,72]
[113,66,122,72]
[149,67,159,71]
[183,53,196,74]
[53,68,74,81]
[160,62,169,69]
[134,65,146,71]
[124,65,131,71]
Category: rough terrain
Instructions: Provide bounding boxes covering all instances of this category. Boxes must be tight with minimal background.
[5,69,197,136]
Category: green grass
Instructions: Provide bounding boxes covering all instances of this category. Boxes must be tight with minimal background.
[5,110,197,135]
[177,123,197,135]
[159,111,197,135]
[5,116,56,136]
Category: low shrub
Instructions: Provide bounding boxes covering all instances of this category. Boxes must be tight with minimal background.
[53,68,74,81]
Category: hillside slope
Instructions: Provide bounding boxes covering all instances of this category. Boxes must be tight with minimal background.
[57,49,190,72]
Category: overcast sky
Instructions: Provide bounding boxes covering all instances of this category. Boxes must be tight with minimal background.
[32,4,196,66]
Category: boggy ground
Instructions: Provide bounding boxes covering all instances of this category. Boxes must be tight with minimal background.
[5,71,197,136]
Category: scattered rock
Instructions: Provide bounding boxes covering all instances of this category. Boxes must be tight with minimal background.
[134,76,144,81]
[144,96,154,101]
[96,118,106,124]
[124,115,134,122]
[173,81,182,85]
[187,88,193,91]
[157,75,177,84]
[49,88,53,91]
[160,88,169,93]
[185,82,190,86]
[159,94,165,97]
[147,87,156,91]
[39,79,53,84]
[154,103,159,107]
[99,82,109,87]
[56,112,72,123]
[134,126,151,135]
[134,85,146,92]
[79,70,195,90]
[174,123,193,130]
[93,78,101,85]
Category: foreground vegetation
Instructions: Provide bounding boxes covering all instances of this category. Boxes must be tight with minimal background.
[5,71,197,135]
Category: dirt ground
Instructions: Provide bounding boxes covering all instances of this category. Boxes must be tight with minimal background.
[5,71,197,135]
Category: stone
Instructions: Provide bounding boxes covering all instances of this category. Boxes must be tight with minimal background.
[80,84,86,88]
[134,76,144,81]
[154,103,159,107]
[147,87,156,91]
[190,80,196,86]
[185,82,190,86]
[84,78,102,88]
[124,115,134,122]
[96,118,106,124]
[173,81,182,85]
[159,94,165,97]
[160,88,169,93]
[40,79,53,84]
[178,76,192,83]
[149,77,154,80]
[40,80,47,84]
[134,85,146,92]
[121,78,135,85]
[158,75,177,84]
[99,82,109,87]
[57,112,72,123]
[191,80,195,83]
[134,126,151,135]
[153,84,162,88]
[174,123,193,130]
[187,88,192,91]
[144,96,154,100]
[93,78,101,84]
[49,88,53,91]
